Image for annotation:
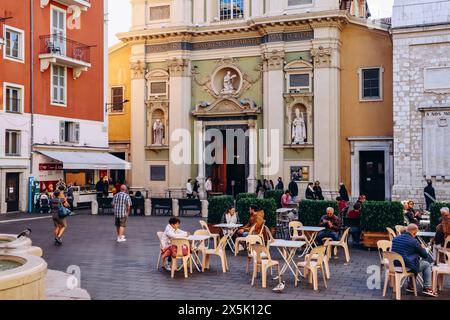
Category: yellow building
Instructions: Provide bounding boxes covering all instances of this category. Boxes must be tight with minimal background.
[108,42,132,185]
[112,0,394,201]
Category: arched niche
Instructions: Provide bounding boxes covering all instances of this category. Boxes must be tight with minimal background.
[286,100,313,145]
[146,102,169,147]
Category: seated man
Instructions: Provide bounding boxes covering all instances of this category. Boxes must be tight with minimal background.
[347,202,362,246]
[316,207,342,243]
[434,207,450,259]
[160,217,189,271]
[237,205,265,237]
[392,224,437,297]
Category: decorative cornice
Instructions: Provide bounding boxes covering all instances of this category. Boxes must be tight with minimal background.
[130,60,146,79]
[167,58,190,77]
[310,46,333,68]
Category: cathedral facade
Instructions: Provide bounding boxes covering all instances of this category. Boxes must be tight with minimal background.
[110,0,393,200]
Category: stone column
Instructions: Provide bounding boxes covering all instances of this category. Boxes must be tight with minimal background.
[195,120,206,199]
[130,60,147,190]
[247,120,258,194]
[262,49,285,181]
[311,22,342,196]
[168,57,192,199]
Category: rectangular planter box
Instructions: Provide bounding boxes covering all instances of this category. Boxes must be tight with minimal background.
[361,231,390,249]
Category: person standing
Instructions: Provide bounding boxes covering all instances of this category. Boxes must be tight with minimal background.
[305,182,315,200]
[339,183,350,202]
[101,176,110,198]
[275,177,284,190]
[313,181,324,200]
[66,184,74,211]
[186,179,193,198]
[256,180,265,199]
[288,179,299,202]
[205,177,212,198]
[112,185,132,243]
[424,180,436,211]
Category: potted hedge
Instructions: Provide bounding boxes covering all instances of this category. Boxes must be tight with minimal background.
[207,195,234,234]
[235,197,277,234]
[298,200,339,226]
[360,201,404,249]
[265,190,283,208]
[430,202,450,231]
[236,192,257,202]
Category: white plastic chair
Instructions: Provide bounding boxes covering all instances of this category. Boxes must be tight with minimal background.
[382,251,417,300]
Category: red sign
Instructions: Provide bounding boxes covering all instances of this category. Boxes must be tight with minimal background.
[39,163,63,171]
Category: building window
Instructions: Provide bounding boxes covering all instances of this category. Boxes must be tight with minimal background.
[219,0,244,20]
[52,65,66,105]
[150,165,166,181]
[149,5,170,20]
[150,82,167,96]
[288,0,313,6]
[287,73,311,93]
[360,67,383,101]
[4,84,23,113]
[59,121,80,143]
[111,87,124,112]
[4,26,24,61]
[5,130,21,156]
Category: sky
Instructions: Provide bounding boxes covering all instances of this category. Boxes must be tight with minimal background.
[107,0,394,46]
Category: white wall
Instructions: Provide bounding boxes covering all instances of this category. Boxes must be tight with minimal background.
[33,114,108,148]
[392,0,450,28]
[0,112,31,165]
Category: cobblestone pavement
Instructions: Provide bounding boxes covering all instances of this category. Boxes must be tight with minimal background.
[1,212,449,300]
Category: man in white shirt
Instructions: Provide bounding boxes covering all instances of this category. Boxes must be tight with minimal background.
[186,179,193,198]
[161,217,189,270]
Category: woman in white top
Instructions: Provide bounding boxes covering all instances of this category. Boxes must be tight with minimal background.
[186,179,193,198]
[221,207,240,238]
[205,177,212,198]
[161,217,189,270]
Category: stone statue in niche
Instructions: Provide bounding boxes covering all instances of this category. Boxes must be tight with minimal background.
[221,71,237,94]
[153,119,164,145]
[292,108,307,144]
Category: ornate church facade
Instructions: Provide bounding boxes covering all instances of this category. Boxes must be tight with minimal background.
[110,0,393,200]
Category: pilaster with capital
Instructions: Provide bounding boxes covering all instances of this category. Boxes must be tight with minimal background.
[262,49,285,179]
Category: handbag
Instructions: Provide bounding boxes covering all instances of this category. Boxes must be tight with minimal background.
[58,203,71,219]
[170,244,189,258]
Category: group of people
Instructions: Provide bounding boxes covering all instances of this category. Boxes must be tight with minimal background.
[305,181,326,200]
[186,178,201,199]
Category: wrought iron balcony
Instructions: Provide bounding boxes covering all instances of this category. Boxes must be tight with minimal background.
[39,34,93,79]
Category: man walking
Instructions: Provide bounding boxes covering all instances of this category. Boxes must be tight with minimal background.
[288,179,299,202]
[112,185,132,243]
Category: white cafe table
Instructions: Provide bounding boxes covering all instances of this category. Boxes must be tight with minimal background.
[296,226,325,255]
[214,223,243,254]
[269,239,306,283]
[186,234,211,272]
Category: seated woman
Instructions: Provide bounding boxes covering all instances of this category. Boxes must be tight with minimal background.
[281,190,294,208]
[160,217,189,271]
[221,206,240,238]
[434,207,450,258]
[237,205,265,237]
[405,200,422,226]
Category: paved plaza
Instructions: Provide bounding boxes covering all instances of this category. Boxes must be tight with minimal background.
[0,212,449,300]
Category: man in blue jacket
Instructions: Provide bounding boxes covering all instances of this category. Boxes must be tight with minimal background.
[392,224,437,297]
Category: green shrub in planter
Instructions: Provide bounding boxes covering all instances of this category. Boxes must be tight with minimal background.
[360,201,404,232]
[265,190,283,208]
[236,197,277,228]
[430,202,450,231]
[236,193,257,202]
[207,195,234,224]
[298,200,339,226]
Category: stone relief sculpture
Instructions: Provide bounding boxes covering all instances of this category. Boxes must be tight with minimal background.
[153,119,164,145]
[292,108,307,144]
[221,71,237,94]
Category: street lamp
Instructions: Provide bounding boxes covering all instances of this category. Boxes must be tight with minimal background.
[105,99,129,113]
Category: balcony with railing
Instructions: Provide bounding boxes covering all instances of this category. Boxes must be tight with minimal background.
[40,0,91,11]
[39,34,93,79]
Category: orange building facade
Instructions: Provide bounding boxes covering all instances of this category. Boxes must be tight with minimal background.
[0,0,127,214]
